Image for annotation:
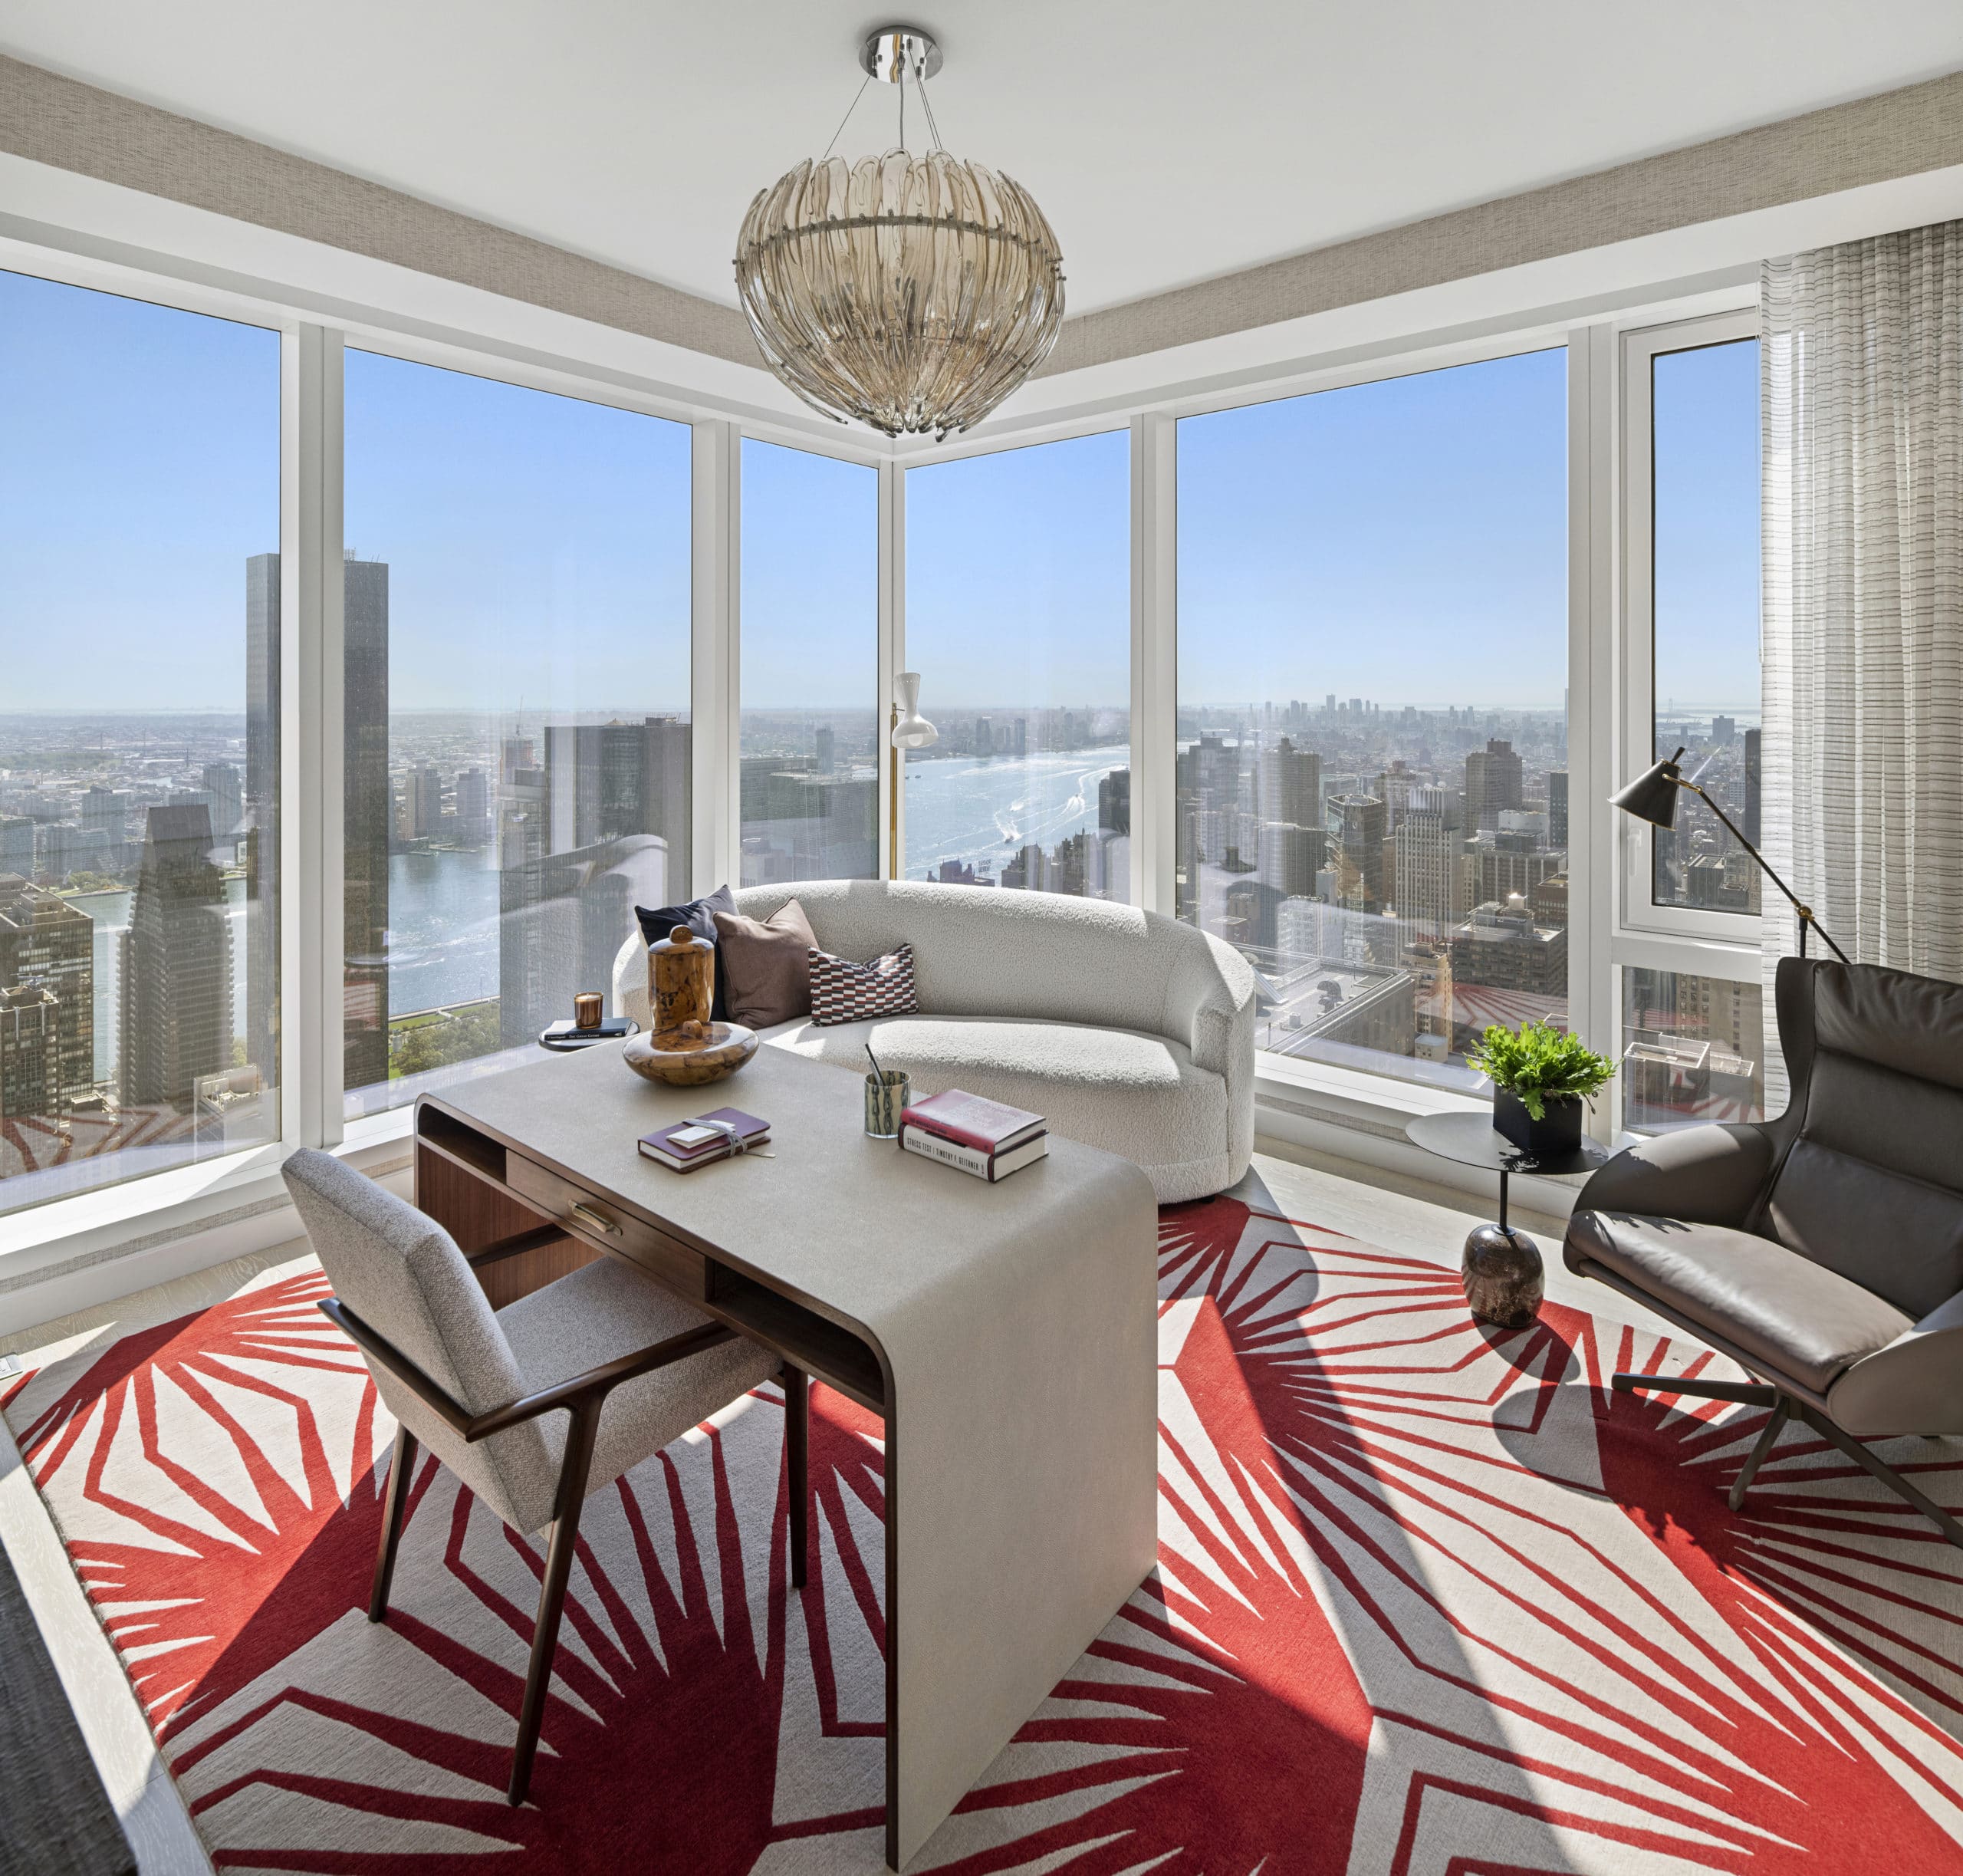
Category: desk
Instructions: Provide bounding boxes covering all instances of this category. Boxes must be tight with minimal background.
[416,1042,1159,1869]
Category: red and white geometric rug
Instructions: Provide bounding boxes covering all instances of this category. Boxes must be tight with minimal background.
[6,1194,1963,1873]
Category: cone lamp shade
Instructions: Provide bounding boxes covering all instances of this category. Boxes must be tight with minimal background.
[1610,749,1686,829]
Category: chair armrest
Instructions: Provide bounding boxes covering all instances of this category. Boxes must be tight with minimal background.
[318,1298,738,1442]
[1572,1122,1774,1229]
[1827,1289,1963,1439]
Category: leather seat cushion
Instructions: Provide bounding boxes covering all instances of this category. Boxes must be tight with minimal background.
[1567,1210,1912,1395]
[757,1012,1228,1195]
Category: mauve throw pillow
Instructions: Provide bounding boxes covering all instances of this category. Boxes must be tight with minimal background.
[636,885,736,1020]
[712,900,819,1029]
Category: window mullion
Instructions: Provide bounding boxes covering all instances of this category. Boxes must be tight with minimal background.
[281,323,345,1153]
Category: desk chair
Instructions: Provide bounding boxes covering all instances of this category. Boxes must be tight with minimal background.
[1565,957,1963,1548]
[282,1149,807,1802]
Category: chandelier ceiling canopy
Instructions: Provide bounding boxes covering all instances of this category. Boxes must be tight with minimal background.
[733,26,1066,440]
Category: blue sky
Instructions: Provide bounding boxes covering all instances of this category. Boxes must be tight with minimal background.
[3,267,1761,721]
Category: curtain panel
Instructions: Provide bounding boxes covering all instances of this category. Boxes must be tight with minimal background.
[1761,222,1963,1094]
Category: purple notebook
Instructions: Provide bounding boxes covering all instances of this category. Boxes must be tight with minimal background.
[640,1107,770,1170]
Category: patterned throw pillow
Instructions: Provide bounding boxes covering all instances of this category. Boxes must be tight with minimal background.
[807,943,919,1025]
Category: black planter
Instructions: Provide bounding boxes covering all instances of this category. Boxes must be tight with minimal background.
[1493,1088,1583,1156]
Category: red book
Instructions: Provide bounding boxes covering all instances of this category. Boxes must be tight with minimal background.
[899,1088,1044,1154]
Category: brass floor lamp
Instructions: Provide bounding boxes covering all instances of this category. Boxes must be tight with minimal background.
[889,671,938,878]
[1611,747,1850,963]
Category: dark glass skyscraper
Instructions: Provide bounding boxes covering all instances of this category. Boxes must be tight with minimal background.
[122,805,232,1109]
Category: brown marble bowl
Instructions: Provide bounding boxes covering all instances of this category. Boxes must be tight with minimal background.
[621,1020,758,1087]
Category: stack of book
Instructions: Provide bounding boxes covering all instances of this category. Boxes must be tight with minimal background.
[639,1107,770,1172]
[898,1090,1047,1182]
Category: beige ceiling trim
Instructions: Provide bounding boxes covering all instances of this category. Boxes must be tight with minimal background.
[1042,67,1963,377]
[6,54,1962,388]
[0,53,758,367]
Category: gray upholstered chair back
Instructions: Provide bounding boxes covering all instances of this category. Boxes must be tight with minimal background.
[1759,960,1963,1320]
[282,1149,555,1531]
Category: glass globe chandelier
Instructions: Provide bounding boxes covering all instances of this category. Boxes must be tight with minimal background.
[734,25,1065,439]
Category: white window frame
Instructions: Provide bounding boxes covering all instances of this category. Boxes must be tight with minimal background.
[1616,309,1764,953]
[0,212,1774,1287]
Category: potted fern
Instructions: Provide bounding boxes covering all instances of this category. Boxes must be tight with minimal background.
[1468,1018,1616,1154]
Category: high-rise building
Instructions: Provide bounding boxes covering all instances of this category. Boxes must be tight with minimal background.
[1259,736,1320,828]
[203,764,244,841]
[1548,770,1569,848]
[1013,718,1027,759]
[122,806,232,1109]
[1257,821,1324,900]
[0,874,94,1118]
[544,719,691,864]
[0,818,34,878]
[814,725,836,774]
[1464,738,1524,831]
[974,716,994,755]
[1713,715,1737,744]
[36,822,110,884]
[397,765,442,841]
[454,767,492,847]
[0,985,62,1122]
[1098,768,1131,837]
[1326,793,1388,913]
[344,557,392,1089]
[1393,792,1465,936]
[1472,831,1563,906]
[81,787,132,868]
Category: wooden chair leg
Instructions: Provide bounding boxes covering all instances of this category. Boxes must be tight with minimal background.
[1728,1397,1790,1511]
[508,1407,600,1806]
[784,1364,809,1591]
[369,1423,419,1623]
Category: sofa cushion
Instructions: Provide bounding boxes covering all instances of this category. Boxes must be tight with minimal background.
[1567,1210,1912,1396]
[635,885,737,1020]
[759,1012,1225,1186]
[713,900,816,1029]
[808,943,919,1025]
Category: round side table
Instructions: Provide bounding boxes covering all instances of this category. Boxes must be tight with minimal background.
[1405,1112,1611,1328]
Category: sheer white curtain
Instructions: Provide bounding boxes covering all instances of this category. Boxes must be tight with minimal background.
[1761,222,1963,1093]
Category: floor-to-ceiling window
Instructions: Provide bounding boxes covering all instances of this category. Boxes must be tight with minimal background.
[739,440,879,887]
[1619,321,1765,1131]
[903,431,1131,898]
[340,353,691,1117]
[1177,349,1570,1089]
[0,270,281,1214]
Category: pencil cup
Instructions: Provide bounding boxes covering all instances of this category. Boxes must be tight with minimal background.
[864,1070,910,1139]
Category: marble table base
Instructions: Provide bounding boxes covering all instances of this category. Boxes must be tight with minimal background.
[1462,1223,1544,1328]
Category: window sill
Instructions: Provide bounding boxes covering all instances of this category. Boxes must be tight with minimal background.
[0,1113,416,1333]
[1253,1049,1603,1221]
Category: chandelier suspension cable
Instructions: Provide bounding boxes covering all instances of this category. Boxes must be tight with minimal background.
[916,67,945,152]
[821,72,873,161]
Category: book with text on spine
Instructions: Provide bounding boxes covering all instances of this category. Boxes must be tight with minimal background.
[899,1121,1048,1183]
[898,1088,1045,1155]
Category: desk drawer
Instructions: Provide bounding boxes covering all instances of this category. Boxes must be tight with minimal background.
[506,1154,707,1299]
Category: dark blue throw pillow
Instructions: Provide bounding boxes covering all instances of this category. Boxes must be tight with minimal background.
[634,884,737,1021]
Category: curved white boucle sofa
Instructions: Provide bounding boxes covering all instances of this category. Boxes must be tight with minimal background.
[610,880,1256,1203]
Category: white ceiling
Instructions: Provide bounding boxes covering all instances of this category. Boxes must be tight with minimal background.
[7,2,1963,317]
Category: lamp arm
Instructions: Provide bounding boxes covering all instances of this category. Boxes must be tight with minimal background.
[1676,779,1851,966]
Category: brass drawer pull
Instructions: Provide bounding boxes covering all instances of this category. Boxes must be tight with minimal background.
[569,1202,621,1237]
